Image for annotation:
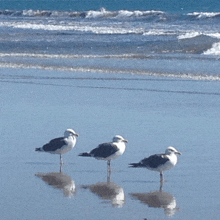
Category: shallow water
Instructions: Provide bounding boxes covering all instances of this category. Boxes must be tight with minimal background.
[1,68,220,219]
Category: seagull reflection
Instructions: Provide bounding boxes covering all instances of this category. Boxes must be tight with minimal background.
[81,170,125,207]
[130,182,179,216]
[35,165,76,198]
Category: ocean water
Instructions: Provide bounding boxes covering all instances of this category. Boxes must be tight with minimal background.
[1,0,220,79]
[1,1,220,220]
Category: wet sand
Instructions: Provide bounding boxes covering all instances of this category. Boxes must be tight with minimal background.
[1,67,220,219]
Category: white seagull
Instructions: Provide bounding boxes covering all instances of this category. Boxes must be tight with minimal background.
[35,129,79,164]
[79,135,128,170]
[129,146,182,182]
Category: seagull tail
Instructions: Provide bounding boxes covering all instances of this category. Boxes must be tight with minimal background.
[129,162,142,168]
[35,147,43,152]
[78,152,91,157]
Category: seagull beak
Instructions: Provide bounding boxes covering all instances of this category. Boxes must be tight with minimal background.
[176,151,182,155]
[75,133,79,137]
[123,139,128,143]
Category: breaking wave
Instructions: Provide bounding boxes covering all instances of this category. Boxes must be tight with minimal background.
[187,12,220,19]
[203,42,220,55]
[178,32,220,40]
[0,8,220,21]
[0,8,165,20]
[0,20,145,34]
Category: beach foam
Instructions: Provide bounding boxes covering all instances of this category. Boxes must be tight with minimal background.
[203,42,220,55]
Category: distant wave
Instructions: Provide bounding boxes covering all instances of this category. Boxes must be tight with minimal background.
[0,20,145,34]
[0,8,165,20]
[178,32,220,40]
[1,8,220,21]
[187,12,220,19]
[178,32,201,40]
[1,20,220,39]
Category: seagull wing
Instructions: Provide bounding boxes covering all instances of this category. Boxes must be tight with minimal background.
[42,137,66,152]
[90,143,119,158]
[140,154,169,168]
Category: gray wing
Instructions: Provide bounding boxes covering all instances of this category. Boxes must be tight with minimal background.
[90,143,119,158]
[140,154,169,168]
[42,137,66,152]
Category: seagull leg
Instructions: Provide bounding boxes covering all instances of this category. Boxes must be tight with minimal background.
[60,154,63,165]
[160,172,164,182]
[60,163,63,173]
[107,160,110,169]
[107,160,112,182]
[107,167,111,182]
[159,180,163,191]
[107,160,111,172]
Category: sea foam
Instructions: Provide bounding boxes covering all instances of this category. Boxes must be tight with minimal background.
[203,42,220,55]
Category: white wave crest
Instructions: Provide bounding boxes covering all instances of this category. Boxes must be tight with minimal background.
[207,33,220,39]
[143,30,175,36]
[187,12,220,19]
[23,9,52,17]
[178,32,220,40]
[85,8,115,18]
[116,9,163,19]
[203,42,220,55]
[0,21,144,34]
[0,8,164,19]
[84,8,164,19]
[178,32,201,40]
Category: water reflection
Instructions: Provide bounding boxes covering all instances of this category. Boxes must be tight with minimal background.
[35,165,76,198]
[130,182,179,216]
[81,170,125,207]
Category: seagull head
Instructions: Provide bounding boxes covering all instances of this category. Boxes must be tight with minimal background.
[112,135,128,143]
[64,129,79,138]
[165,146,182,155]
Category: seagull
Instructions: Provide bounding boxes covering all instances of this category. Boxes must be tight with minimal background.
[35,129,79,164]
[79,135,128,170]
[129,146,181,182]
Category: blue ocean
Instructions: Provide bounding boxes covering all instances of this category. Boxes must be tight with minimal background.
[1,0,220,80]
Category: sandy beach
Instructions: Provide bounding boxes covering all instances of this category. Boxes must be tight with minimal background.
[1,67,220,219]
